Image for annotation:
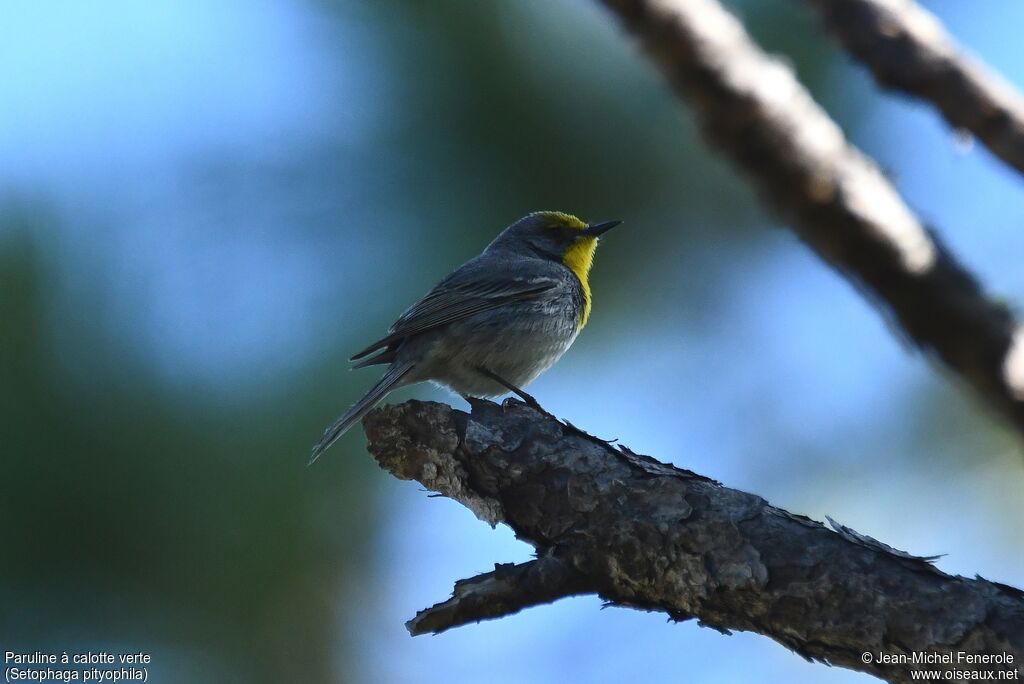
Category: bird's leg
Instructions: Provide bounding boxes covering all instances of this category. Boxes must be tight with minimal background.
[476,366,543,411]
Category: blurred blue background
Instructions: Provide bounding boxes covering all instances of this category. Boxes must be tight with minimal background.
[2,1,1022,682]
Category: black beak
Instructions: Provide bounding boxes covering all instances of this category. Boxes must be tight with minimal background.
[583,220,621,237]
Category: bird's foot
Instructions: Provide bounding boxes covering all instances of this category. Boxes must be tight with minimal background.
[475,366,547,413]
[503,387,543,412]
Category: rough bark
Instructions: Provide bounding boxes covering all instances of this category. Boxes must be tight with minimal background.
[594,0,1024,436]
[802,0,1024,177]
[363,399,1024,683]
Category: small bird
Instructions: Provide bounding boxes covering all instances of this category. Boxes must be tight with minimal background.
[309,210,620,464]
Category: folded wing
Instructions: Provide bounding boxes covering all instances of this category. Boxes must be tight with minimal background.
[350,259,558,365]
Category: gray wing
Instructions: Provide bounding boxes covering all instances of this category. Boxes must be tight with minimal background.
[349,256,560,363]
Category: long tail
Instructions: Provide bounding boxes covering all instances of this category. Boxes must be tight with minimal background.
[308,361,415,465]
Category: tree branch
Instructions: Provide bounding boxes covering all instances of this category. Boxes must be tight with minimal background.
[406,552,595,636]
[802,0,1024,177]
[364,399,1024,683]
[595,0,1024,436]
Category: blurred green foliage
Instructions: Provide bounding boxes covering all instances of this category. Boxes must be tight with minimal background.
[0,214,379,682]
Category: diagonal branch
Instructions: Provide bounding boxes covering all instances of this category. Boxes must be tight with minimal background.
[595,0,1024,437]
[364,399,1024,684]
[801,0,1024,177]
[407,552,595,636]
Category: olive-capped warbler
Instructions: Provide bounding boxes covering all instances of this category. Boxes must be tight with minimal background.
[309,211,620,464]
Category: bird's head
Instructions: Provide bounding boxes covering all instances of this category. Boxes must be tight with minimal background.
[488,211,621,279]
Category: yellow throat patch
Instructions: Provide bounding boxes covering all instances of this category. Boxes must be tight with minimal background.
[563,237,597,331]
[548,212,597,331]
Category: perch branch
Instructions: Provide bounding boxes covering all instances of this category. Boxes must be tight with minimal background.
[364,399,1024,684]
[802,0,1024,176]
[595,0,1024,435]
